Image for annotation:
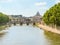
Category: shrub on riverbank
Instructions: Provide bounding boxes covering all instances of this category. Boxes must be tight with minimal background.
[0,12,9,25]
[0,25,7,31]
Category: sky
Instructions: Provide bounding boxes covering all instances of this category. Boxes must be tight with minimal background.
[0,0,60,17]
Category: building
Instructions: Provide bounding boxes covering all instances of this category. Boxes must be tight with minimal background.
[31,12,42,23]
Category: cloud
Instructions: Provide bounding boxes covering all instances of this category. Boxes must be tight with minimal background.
[35,2,48,15]
[0,0,13,3]
[55,0,60,3]
[35,2,47,6]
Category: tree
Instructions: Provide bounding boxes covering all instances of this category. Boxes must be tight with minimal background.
[43,3,60,26]
[0,12,9,25]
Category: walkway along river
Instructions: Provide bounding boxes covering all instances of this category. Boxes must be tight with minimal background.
[37,23,60,34]
[0,24,60,45]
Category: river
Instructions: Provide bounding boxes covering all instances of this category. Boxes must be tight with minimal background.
[0,24,60,45]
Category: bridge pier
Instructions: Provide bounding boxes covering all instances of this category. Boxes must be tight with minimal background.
[13,23,16,25]
[33,22,36,25]
[26,23,29,25]
[20,22,23,25]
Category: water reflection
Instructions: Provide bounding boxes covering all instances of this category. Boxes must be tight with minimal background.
[0,25,60,45]
[44,31,60,45]
[0,33,5,38]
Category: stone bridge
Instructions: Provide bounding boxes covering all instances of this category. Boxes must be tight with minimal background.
[8,13,42,25]
[8,18,37,25]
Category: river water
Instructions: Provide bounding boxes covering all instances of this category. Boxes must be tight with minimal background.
[0,24,60,45]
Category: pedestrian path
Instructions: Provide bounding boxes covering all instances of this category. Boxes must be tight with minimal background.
[37,24,60,34]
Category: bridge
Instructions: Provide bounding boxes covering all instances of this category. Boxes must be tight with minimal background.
[8,18,39,26]
[7,12,42,26]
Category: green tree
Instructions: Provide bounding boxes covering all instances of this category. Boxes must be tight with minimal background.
[0,12,9,25]
[43,3,60,26]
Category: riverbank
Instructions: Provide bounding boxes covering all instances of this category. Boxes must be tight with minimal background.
[0,25,8,34]
[36,23,60,34]
[0,25,8,31]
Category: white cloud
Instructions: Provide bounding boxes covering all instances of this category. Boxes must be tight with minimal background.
[55,0,60,3]
[35,2,47,15]
[35,2,47,6]
[0,0,13,3]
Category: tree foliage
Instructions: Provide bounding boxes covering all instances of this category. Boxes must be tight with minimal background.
[43,3,60,26]
[0,12,9,25]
